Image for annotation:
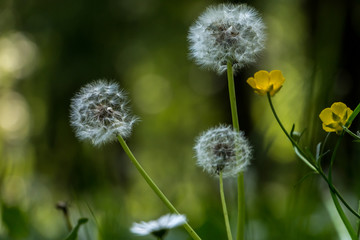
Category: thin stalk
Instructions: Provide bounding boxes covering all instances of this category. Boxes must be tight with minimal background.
[220,171,233,240]
[317,170,360,219]
[342,126,360,140]
[267,93,358,237]
[330,189,357,239]
[117,135,201,240]
[55,202,72,231]
[327,134,357,239]
[226,61,245,240]
[266,93,312,161]
[267,94,360,219]
[227,61,240,131]
[357,201,360,238]
[237,172,245,240]
[328,133,344,184]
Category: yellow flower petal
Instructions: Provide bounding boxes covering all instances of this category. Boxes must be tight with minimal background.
[269,70,285,90]
[330,102,347,118]
[254,70,271,90]
[254,89,268,96]
[325,122,343,133]
[319,108,334,125]
[319,102,353,134]
[269,85,282,96]
[246,77,257,89]
[322,123,336,133]
[343,108,353,125]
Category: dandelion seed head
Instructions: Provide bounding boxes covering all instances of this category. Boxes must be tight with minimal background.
[194,125,252,178]
[130,214,187,238]
[70,80,138,146]
[188,3,266,74]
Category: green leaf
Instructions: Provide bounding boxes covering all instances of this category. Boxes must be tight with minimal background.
[1,203,29,239]
[346,102,360,127]
[290,124,295,136]
[64,218,88,240]
[316,142,321,163]
[293,146,318,172]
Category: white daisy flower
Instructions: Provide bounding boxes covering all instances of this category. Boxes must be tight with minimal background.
[194,125,252,178]
[130,214,187,239]
[70,80,138,146]
[188,3,266,74]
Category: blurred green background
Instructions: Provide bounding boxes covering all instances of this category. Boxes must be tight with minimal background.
[0,0,359,239]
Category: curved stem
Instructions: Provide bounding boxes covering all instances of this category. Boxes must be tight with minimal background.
[342,126,360,140]
[267,93,360,218]
[327,133,357,239]
[317,170,360,219]
[226,61,245,240]
[318,133,331,172]
[328,133,344,184]
[267,93,317,168]
[330,187,357,239]
[266,94,358,237]
[220,171,233,240]
[117,135,201,240]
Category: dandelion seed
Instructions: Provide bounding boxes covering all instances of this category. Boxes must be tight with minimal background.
[70,80,138,146]
[130,214,187,239]
[188,3,266,74]
[194,125,252,178]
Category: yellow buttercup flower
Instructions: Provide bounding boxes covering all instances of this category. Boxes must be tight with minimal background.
[246,70,285,96]
[319,102,353,134]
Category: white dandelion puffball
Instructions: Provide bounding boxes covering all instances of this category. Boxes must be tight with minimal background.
[188,3,266,74]
[194,125,252,178]
[130,214,187,238]
[70,80,138,146]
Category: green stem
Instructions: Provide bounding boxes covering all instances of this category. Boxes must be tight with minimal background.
[220,171,233,240]
[330,189,357,239]
[226,61,245,240]
[327,134,357,239]
[318,170,360,219]
[65,212,73,231]
[266,93,358,237]
[267,93,360,218]
[328,133,344,184]
[237,172,245,240]
[227,61,240,131]
[266,93,317,170]
[342,126,360,140]
[117,135,201,240]
[357,201,360,238]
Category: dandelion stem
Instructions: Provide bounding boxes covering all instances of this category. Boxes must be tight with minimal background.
[226,61,245,240]
[220,171,233,240]
[227,62,240,131]
[117,135,201,240]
